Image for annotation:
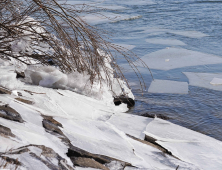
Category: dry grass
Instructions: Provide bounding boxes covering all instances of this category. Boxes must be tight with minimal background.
[0,0,152,95]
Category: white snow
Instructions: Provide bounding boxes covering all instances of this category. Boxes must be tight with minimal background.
[146,38,186,46]
[148,79,189,94]
[184,72,222,91]
[140,47,222,70]
[145,118,222,170]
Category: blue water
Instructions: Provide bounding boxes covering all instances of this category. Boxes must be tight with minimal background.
[72,0,222,141]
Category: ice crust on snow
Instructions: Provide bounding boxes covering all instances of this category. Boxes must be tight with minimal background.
[146,38,186,46]
[184,72,222,91]
[145,118,222,170]
[140,47,222,70]
[148,79,189,94]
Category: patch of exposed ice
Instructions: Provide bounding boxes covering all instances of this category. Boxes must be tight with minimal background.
[146,38,186,46]
[145,118,222,170]
[107,113,153,139]
[148,79,188,94]
[183,72,222,91]
[140,47,222,70]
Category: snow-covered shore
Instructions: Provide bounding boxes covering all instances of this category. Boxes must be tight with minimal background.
[0,59,222,170]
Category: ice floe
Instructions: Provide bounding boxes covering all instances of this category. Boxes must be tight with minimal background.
[146,38,186,46]
[113,43,136,51]
[184,72,222,91]
[148,79,189,94]
[143,27,208,38]
[114,0,156,6]
[170,30,209,38]
[140,47,222,70]
[81,13,142,25]
[145,118,222,170]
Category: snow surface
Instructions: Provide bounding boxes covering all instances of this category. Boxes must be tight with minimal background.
[148,79,189,94]
[184,72,222,91]
[140,47,222,70]
[145,118,222,170]
[146,38,186,46]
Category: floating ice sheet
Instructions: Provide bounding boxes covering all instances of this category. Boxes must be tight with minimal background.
[113,43,135,51]
[145,118,222,170]
[142,27,208,38]
[183,72,222,91]
[140,47,222,70]
[148,79,188,94]
[146,38,186,46]
[81,13,141,25]
[114,0,155,5]
[170,30,208,38]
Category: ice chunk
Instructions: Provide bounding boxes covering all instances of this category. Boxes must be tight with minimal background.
[169,30,208,38]
[148,79,188,94]
[107,113,153,139]
[81,12,141,25]
[146,38,186,46]
[184,72,222,91]
[140,47,222,70]
[145,118,222,170]
[210,77,222,85]
[142,27,208,38]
